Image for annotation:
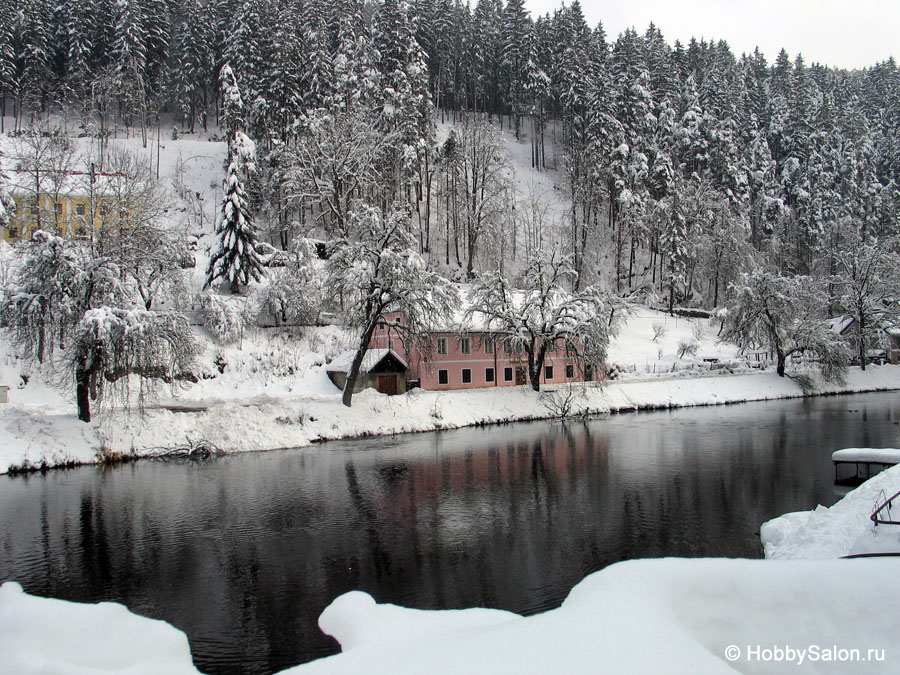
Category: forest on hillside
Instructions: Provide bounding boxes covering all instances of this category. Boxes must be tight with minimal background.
[1,0,900,414]
[2,0,899,299]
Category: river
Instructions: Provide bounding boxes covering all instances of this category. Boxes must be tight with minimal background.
[2,392,899,673]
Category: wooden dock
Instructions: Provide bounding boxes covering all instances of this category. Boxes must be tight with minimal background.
[833,448,900,485]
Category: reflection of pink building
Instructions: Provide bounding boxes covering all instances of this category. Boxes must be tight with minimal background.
[368,312,595,392]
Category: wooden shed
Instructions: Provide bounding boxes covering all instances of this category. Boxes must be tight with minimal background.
[326,348,409,395]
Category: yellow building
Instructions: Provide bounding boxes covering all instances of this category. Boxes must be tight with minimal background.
[3,170,130,243]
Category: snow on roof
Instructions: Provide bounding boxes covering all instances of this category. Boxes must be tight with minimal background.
[325,348,408,374]
[827,315,855,335]
[831,447,900,464]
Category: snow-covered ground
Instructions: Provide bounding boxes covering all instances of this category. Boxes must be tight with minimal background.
[761,462,900,559]
[0,581,200,674]
[2,355,898,474]
[5,556,898,674]
[0,299,897,473]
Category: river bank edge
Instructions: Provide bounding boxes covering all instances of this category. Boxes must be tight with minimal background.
[3,365,899,475]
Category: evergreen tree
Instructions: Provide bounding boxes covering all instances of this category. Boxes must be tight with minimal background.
[206,133,264,294]
[207,64,263,294]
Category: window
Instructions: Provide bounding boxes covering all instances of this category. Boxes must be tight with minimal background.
[460,337,471,354]
[585,364,594,381]
[545,365,554,380]
[504,367,513,382]
[8,227,18,239]
[484,337,494,354]
[55,203,63,214]
[437,337,448,355]
[566,364,574,379]
[485,367,495,383]
[99,204,110,215]
[438,369,449,385]
[462,368,472,384]
[118,209,128,218]
[75,203,86,215]
[29,202,39,215]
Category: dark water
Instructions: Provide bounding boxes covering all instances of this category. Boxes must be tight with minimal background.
[2,392,900,673]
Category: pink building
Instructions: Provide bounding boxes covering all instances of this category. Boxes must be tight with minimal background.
[363,311,596,392]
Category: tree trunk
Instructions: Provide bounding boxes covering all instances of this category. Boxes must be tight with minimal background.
[858,318,867,371]
[342,317,380,407]
[776,350,786,377]
[76,368,92,422]
[527,343,546,392]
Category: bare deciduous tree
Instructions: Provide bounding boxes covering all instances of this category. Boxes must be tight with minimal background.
[327,205,459,407]
[467,248,619,391]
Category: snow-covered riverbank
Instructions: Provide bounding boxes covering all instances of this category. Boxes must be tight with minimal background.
[2,364,899,474]
[761,462,900,559]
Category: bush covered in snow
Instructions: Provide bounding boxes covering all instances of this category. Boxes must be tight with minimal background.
[197,291,244,344]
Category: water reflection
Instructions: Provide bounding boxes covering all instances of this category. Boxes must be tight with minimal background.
[1,392,899,674]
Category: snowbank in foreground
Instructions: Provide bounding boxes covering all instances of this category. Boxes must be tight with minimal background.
[287,558,898,674]
[0,582,199,675]
[761,463,900,559]
[2,365,899,474]
[6,558,897,674]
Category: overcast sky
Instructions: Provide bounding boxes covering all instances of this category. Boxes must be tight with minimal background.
[522,0,897,70]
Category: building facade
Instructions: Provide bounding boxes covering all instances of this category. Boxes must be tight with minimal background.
[3,170,129,243]
[368,312,595,391]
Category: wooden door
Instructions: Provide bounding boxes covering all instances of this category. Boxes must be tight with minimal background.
[378,375,398,395]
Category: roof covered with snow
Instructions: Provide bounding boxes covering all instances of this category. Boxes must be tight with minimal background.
[325,348,408,374]
[827,315,855,335]
[831,447,900,464]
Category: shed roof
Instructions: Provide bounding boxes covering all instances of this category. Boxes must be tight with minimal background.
[325,348,408,374]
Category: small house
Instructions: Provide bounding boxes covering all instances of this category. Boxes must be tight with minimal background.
[326,348,409,395]
[888,328,900,365]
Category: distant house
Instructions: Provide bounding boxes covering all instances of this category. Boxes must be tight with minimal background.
[325,311,596,395]
[743,348,773,367]
[3,169,131,243]
[827,315,855,336]
[886,328,900,365]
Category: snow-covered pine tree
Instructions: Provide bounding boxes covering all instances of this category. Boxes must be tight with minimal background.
[9,0,54,119]
[207,64,263,294]
[206,133,264,294]
[111,0,147,129]
[139,0,169,93]
[499,0,531,139]
[219,63,243,138]
[171,0,215,132]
